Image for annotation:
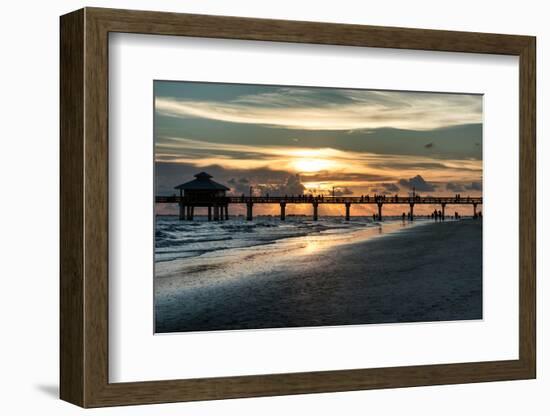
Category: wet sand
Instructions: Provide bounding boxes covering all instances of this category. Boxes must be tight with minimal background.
[155,220,482,333]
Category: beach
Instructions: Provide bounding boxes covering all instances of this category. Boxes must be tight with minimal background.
[155,218,482,333]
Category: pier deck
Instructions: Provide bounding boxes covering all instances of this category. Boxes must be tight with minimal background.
[156,195,483,221]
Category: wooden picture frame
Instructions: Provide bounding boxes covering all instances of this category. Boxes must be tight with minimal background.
[60,7,536,408]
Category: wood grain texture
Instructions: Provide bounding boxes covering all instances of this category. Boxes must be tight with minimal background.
[518,38,536,375]
[59,8,85,407]
[59,7,537,408]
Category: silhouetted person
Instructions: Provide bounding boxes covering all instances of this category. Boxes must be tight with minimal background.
[402,212,406,221]
[372,213,376,221]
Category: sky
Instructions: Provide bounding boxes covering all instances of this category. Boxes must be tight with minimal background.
[155,81,482,216]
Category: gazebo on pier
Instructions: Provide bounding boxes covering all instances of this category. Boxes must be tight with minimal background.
[175,172,230,221]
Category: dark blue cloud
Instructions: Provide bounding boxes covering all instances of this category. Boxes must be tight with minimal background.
[398,175,436,192]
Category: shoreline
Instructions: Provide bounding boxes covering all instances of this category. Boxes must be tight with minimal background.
[155,219,482,333]
[154,218,426,279]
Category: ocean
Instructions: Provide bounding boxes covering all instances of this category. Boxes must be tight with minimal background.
[155,215,412,264]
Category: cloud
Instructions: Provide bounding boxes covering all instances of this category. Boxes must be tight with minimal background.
[228,177,250,194]
[398,175,436,192]
[257,174,306,196]
[156,136,483,184]
[156,89,482,131]
[465,181,482,191]
[300,172,392,183]
[446,181,482,193]
[446,182,465,192]
[382,183,400,192]
[369,182,400,195]
[332,187,354,196]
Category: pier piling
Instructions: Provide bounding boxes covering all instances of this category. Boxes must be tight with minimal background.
[186,206,194,221]
[159,189,482,223]
[179,203,185,220]
[280,202,286,221]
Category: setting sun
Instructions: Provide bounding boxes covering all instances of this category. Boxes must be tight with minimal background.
[293,158,333,173]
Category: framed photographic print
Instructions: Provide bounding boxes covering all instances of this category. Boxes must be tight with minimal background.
[60,7,536,407]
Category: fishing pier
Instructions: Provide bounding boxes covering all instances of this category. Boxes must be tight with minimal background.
[156,172,483,221]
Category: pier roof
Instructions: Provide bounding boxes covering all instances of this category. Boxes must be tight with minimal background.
[175,172,230,191]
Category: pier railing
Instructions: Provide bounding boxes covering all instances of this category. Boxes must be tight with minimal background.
[156,194,482,221]
[156,195,482,205]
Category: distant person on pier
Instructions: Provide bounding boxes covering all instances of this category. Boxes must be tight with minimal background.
[402,212,406,221]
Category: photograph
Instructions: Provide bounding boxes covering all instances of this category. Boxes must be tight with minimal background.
[153,81,483,333]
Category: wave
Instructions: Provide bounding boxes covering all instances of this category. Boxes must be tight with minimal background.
[154,215,385,263]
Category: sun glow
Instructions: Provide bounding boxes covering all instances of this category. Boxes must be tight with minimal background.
[293,158,334,173]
